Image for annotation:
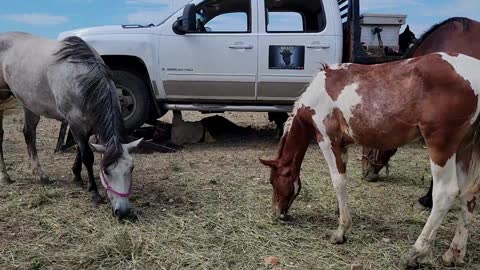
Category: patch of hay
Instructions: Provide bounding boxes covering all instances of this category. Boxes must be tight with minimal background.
[0,112,479,269]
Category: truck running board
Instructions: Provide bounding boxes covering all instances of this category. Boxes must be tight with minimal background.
[163,104,293,113]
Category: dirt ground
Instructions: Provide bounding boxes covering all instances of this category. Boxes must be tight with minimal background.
[0,111,479,270]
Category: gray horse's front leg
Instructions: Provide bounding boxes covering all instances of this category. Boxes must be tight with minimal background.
[80,140,105,204]
[0,111,13,185]
[70,128,104,204]
[23,109,49,184]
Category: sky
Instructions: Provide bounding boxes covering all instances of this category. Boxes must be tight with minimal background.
[0,0,479,39]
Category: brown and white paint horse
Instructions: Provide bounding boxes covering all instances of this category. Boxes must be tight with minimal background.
[363,18,480,210]
[261,52,480,268]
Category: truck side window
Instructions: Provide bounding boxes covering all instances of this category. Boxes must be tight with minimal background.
[205,13,248,32]
[195,0,251,33]
[267,12,304,32]
[265,0,326,33]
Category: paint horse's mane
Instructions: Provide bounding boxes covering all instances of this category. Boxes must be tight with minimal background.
[405,17,472,58]
[55,36,126,168]
[283,62,330,136]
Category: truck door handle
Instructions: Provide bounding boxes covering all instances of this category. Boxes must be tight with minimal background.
[307,44,330,49]
[229,44,253,49]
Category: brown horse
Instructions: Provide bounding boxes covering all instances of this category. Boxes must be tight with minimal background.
[362,17,480,209]
[260,52,480,268]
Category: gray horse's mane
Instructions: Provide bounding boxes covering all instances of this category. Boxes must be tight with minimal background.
[55,36,126,169]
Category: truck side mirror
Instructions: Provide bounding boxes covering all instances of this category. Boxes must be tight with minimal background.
[173,4,196,35]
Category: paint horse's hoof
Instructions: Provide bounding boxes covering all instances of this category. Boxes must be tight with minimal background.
[399,248,422,269]
[442,247,465,266]
[329,230,347,244]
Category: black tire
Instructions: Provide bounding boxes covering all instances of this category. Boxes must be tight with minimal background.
[111,70,151,130]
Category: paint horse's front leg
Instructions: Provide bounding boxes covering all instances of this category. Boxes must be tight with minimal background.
[319,140,352,244]
[23,109,49,184]
[400,155,459,269]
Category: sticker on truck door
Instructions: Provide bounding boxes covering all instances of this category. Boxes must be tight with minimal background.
[269,45,305,70]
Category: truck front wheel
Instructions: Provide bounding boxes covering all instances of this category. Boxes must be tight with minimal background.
[112,70,151,130]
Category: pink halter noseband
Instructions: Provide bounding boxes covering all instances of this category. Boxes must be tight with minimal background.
[99,156,132,198]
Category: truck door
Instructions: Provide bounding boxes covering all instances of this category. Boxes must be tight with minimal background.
[160,0,258,102]
[257,0,342,102]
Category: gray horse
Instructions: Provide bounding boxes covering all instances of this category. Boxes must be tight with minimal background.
[0,32,142,219]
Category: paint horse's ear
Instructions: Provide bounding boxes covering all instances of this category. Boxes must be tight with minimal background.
[259,158,278,168]
[90,143,107,153]
[125,138,143,152]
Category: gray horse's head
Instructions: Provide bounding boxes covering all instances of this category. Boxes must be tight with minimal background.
[91,138,142,219]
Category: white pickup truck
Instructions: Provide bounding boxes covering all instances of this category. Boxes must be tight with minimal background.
[59,0,407,130]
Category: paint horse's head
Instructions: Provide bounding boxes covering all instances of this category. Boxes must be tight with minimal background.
[91,138,142,219]
[260,158,301,220]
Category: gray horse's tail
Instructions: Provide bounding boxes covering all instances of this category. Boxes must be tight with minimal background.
[55,36,126,169]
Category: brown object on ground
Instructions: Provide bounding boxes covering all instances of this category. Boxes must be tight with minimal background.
[351,262,363,270]
[264,256,280,266]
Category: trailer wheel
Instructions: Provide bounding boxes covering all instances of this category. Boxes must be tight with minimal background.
[112,70,151,130]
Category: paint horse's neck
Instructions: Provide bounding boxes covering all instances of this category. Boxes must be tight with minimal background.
[277,110,316,175]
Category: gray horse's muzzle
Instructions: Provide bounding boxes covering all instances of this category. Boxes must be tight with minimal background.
[111,198,131,220]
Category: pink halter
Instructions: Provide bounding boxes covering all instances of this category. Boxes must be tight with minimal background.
[99,165,132,198]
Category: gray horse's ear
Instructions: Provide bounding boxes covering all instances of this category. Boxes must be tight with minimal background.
[125,138,143,152]
[90,143,106,153]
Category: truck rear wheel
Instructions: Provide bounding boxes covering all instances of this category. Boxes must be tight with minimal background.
[112,70,151,130]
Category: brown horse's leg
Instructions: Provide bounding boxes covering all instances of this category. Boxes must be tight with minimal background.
[81,143,104,204]
[69,128,104,204]
[0,111,12,184]
[417,179,433,209]
[400,154,459,269]
[319,141,351,244]
[71,146,83,187]
[23,108,49,184]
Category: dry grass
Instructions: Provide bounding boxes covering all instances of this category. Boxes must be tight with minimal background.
[1,111,480,270]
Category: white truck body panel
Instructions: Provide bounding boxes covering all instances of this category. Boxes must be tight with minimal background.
[58,0,343,105]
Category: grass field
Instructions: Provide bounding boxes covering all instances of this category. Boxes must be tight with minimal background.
[0,111,479,270]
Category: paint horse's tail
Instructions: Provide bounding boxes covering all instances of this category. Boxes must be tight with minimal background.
[467,116,480,193]
[466,67,480,193]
